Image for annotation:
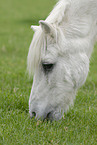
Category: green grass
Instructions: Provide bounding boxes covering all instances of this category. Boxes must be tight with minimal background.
[0,0,97,144]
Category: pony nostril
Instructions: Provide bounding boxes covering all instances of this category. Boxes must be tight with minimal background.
[32,112,36,117]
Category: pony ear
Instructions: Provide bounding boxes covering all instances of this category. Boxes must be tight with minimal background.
[31,25,39,32]
[39,20,56,38]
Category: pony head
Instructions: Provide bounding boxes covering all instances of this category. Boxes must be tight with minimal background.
[27,0,97,120]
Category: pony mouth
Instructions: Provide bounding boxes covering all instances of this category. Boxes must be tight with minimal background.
[30,110,62,121]
[31,111,53,121]
[45,111,55,121]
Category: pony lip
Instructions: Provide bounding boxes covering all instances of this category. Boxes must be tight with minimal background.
[27,0,97,121]
[30,107,63,121]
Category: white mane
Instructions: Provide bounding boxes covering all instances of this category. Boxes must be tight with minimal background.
[27,27,44,76]
[27,0,97,76]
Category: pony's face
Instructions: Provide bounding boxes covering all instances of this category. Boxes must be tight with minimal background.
[29,48,75,120]
[28,0,97,120]
[28,21,89,120]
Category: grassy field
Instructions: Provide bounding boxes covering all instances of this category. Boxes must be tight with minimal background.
[0,0,97,144]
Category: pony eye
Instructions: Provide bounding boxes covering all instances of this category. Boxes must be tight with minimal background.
[42,62,54,74]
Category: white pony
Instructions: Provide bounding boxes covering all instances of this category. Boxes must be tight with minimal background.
[27,0,97,120]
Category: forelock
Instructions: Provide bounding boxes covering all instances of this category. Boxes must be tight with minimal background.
[27,27,44,76]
